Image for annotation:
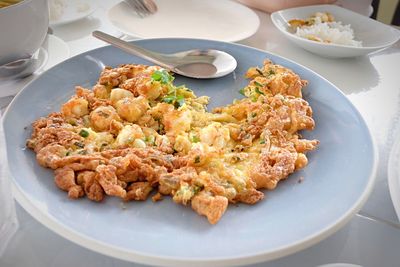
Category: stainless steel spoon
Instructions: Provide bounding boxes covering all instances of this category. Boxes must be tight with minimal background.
[0,56,41,81]
[92,31,237,79]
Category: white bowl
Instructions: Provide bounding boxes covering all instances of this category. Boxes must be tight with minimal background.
[271,4,400,58]
[0,0,49,65]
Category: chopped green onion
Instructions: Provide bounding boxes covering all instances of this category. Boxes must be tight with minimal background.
[78,149,88,155]
[254,81,264,87]
[193,185,204,194]
[255,87,264,95]
[256,68,264,75]
[260,139,266,144]
[162,95,175,104]
[191,135,200,143]
[74,141,85,148]
[175,95,185,108]
[239,88,246,96]
[79,129,89,138]
[151,69,174,84]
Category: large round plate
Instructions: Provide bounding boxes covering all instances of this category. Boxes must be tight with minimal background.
[388,135,400,221]
[107,0,260,42]
[3,39,376,266]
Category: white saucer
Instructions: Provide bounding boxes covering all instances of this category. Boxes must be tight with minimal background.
[0,35,70,98]
[108,0,260,42]
[50,0,96,26]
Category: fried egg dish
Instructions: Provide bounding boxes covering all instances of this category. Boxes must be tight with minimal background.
[27,59,319,224]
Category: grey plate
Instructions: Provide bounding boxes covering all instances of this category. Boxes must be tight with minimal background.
[2,39,377,267]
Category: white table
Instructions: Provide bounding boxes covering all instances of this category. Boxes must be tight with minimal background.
[1,2,400,266]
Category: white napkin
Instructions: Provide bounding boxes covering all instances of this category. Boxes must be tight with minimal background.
[0,110,19,256]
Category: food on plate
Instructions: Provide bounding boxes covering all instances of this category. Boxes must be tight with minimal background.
[49,0,66,21]
[49,0,90,22]
[288,12,362,47]
[26,60,319,224]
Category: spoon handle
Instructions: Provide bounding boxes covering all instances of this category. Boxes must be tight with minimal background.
[92,31,171,69]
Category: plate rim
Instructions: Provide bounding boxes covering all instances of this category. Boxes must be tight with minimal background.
[107,0,260,43]
[3,38,378,266]
[388,132,400,221]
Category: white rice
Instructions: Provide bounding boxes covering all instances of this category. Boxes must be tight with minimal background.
[49,0,66,21]
[295,17,362,47]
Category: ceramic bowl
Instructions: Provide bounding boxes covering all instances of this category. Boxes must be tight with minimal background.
[271,4,400,58]
[0,0,49,66]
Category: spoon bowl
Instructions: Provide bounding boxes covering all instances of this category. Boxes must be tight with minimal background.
[92,31,237,79]
[0,56,40,81]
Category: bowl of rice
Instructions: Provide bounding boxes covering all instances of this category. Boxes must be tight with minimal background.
[271,4,400,58]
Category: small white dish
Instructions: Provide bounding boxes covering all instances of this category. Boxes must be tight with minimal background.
[388,135,400,222]
[107,0,260,42]
[50,0,96,26]
[271,4,400,58]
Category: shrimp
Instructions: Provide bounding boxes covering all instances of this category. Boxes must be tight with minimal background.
[61,97,89,118]
[93,84,110,99]
[115,96,149,123]
[89,106,121,132]
[109,88,134,105]
[163,108,192,135]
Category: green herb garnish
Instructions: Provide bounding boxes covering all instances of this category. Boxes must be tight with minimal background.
[254,81,264,87]
[256,68,264,75]
[151,69,174,84]
[74,141,85,148]
[193,185,204,194]
[260,139,266,144]
[162,95,175,104]
[175,95,185,108]
[191,135,200,143]
[255,87,264,95]
[79,129,89,138]
[78,149,88,155]
[158,71,187,109]
[162,93,186,108]
[239,88,246,96]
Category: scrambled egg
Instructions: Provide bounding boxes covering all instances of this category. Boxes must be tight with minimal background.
[27,60,319,224]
